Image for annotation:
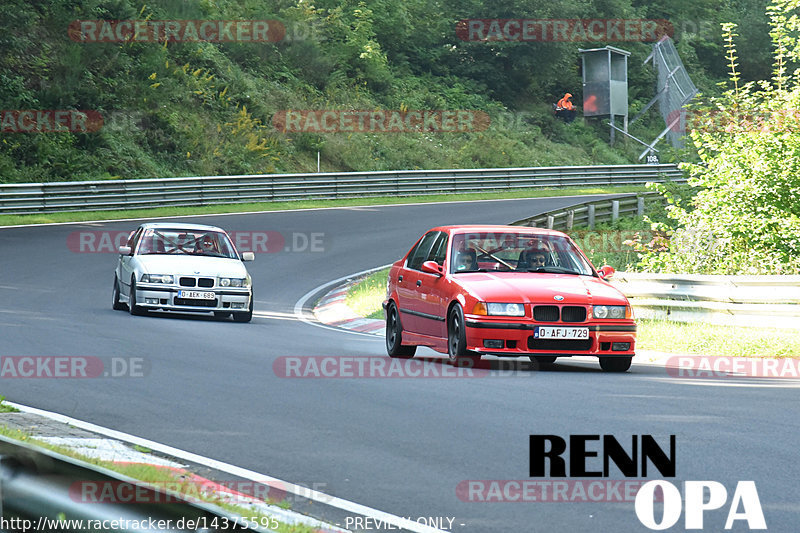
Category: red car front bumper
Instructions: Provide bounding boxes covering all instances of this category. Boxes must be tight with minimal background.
[464,316,636,357]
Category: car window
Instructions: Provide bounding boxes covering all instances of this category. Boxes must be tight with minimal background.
[407,231,440,271]
[450,231,594,275]
[129,228,143,250]
[137,229,239,259]
[427,232,448,265]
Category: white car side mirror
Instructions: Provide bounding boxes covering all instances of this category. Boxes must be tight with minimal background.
[241,252,255,262]
[118,245,132,255]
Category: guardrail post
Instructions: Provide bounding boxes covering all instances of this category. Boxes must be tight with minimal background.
[637,196,645,217]
[588,204,595,229]
[566,210,574,230]
[547,215,555,229]
[612,200,620,222]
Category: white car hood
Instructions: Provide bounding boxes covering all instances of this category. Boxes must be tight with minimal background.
[137,255,248,278]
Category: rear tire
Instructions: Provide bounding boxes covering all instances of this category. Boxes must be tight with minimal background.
[386,302,416,358]
[599,356,632,373]
[128,277,146,316]
[112,275,126,311]
[448,304,480,367]
[233,294,253,323]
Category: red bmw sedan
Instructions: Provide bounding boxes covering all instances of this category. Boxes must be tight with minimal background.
[383,225,636,372]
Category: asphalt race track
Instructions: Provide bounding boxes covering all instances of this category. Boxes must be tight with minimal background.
[1,195,798,533]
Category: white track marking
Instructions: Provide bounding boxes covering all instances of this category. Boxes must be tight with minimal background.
[293,265,392,337]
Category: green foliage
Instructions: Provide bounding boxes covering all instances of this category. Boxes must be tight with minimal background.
[0,0,782,182]
[632,0,800,274]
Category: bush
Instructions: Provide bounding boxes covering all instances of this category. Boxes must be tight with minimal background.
[631,2,800,274]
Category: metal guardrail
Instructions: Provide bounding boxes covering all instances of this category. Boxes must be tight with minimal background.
[510,192,656,230]
[0,435,269,533]
[0,164,683,215]
[610,272,800,330]
[511,195,800,330]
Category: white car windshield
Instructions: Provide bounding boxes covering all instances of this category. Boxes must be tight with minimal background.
[137,229,239,259]
[451,231,594,275]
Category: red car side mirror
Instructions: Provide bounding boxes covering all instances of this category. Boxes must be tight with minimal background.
[421,261,443,276]
[597,265,616,279]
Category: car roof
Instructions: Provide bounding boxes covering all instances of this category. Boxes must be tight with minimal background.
[432,225,568,237]
[138,222,226,232]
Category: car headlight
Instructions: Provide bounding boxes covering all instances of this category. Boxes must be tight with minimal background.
[593,305,629,319]
[485,302,525,317]
[141,274,173,284]
[220,277,249,288]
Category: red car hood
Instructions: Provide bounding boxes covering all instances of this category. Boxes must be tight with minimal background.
[454,272,627,306]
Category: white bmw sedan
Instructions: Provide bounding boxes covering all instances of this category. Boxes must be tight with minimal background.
[112,223,254,322]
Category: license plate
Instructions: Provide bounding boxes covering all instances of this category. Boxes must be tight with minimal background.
[178,290,215,300]
[535,327,589,339]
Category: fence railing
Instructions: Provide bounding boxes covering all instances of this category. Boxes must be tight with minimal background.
[510,192,657,230]
[0,435,267,533]
[511,195,800,330]
[0,164,683,215]
[610,272,800,330]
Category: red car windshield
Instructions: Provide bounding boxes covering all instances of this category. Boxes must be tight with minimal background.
[450,231,594,275]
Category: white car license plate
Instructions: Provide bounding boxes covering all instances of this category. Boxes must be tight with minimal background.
[178,290,215,300]
[535,327,589,339]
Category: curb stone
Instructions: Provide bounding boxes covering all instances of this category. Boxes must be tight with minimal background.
[0,409,349,533]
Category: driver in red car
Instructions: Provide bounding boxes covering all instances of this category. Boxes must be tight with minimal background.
[455,250,477,271]
[529,251,547,268]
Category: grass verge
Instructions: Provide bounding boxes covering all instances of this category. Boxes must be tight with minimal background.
[635,319,800,358]
[0,185,647,227]
[344,271,800,358]
[0,423,318,532]
[0,396,20,413]
[345,268,391,320]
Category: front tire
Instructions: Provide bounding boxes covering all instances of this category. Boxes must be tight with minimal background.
[599,356,632,373]
[448,304,480,367]
[233,293,253,323]
[112,275,126,311]
[386,301,416,358]
[128,277,146,316]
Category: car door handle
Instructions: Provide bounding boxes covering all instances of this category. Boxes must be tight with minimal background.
[416,280,422,287]
[398,275,403,282]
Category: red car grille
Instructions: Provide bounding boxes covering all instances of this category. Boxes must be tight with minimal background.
[561,306,587,322]
[532,305,587,323]
[533,305,559,321]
